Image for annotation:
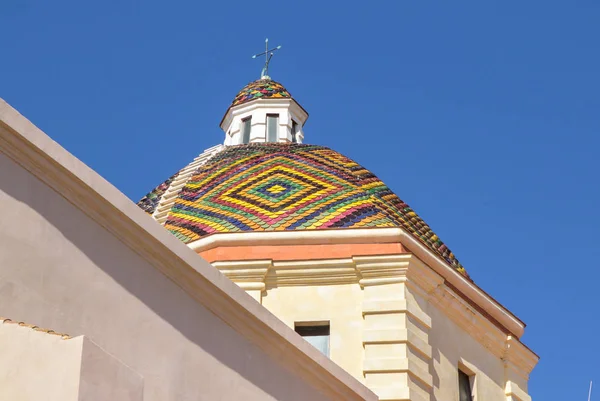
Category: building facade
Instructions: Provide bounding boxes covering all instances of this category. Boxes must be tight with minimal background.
[139,77,539,401]
[0,98,376,401]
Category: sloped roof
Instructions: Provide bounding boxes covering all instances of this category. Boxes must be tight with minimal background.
[231,79,292,107]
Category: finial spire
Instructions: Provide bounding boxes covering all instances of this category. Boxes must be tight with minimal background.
[252,38,282,80]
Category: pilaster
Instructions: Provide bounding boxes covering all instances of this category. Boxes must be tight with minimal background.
[503,336,538,401]
[208,250,538,401]
[355,255,442,401]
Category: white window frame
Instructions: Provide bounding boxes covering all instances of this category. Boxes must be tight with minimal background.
[241,116,252,144]
[266,114,279,143]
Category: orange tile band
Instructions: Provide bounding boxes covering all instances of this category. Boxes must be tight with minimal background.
[199,242,406,264]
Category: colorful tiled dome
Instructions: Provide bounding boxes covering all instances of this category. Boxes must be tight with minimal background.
[153,143,466,275]
[231,79,291,107]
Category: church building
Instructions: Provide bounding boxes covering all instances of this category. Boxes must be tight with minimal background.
[0,47,537,401]
[137,66,539,401]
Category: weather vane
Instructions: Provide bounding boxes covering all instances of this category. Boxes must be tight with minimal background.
[252,38,282,80]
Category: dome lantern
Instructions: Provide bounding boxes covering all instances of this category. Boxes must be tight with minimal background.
[220,79,308,146]
[220,39,308,146]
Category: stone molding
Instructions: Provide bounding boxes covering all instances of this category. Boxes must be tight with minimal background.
[503,335,539,400]
[0,99,377,401]
[188,227,525,338]
[220,97,309,133]
[269,259,358,287]
[504,336,538,379]
[221,99,309,145]
[357,255,434,400]
[214,254,533,368]
[214,253,538,395]
[212,260,271,291]
[505,380,532,401]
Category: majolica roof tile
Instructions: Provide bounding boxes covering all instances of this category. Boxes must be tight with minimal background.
[231,79,291,107]
[137,173,179,214]
[158,143,467,276]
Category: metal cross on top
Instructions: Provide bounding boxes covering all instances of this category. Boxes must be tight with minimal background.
[252,38,282,80]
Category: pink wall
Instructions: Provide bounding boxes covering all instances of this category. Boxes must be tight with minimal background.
[0,147,364,401]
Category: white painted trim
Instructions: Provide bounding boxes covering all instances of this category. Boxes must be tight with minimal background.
[152,144,224,224]
[188,227,526,338]
[221,98,309,130]
[188,227,400,250]
[221,98,309,145]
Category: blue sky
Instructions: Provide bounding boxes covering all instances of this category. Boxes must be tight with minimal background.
[2,1,599,399]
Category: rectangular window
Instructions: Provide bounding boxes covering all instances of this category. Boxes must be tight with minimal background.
[458,370,473,401]
[266,114,279,143]
[295,322,330,357]
[291,120,298,143]
[241,117,251,144]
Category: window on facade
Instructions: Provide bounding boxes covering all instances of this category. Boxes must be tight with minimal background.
[458,369,473,401]
[291,120,298,143]
[295,322,330,357]
[241,117,252,144]
[266,114,279,143]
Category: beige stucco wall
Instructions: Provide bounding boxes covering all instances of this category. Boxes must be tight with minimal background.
[263,283,365,381]
[263,281,514,400]
[223,254,536,401]
[407,279,518,401]
[0,99,376,401]
[427,304,505,400]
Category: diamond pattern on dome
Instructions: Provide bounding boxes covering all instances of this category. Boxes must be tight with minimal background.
[231,79,291,107]
[163,143,466,275]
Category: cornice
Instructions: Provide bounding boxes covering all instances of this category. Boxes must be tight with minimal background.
[189,228,526,338]
[430,282,508,359]
[188,228,401,251]
[220,98,309,130]
[354,254,444,296]
[394,229,525,338]
[219,253,517,361]
[212,260,271,291]
[0,99,377,401]
[269,259,358,286]
[354,254,410,286]
[355,254,509,359]
[503,336,539,377]
[213,258,360,287]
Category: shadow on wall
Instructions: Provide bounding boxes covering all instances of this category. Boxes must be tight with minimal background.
[0,149,320,401]
[429,314,505,399]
